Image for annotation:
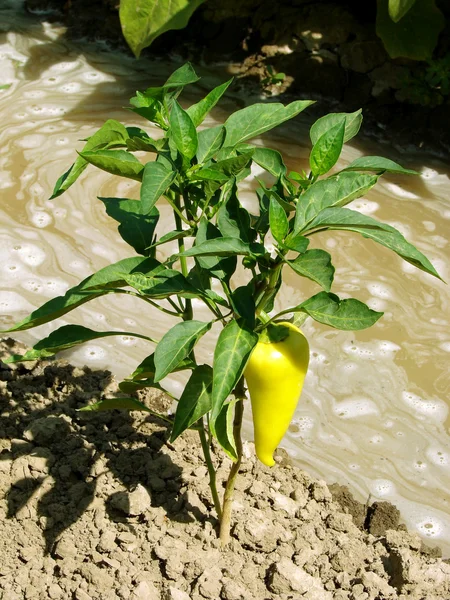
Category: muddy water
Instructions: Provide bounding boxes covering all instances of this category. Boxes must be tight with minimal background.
[1,7,450,554]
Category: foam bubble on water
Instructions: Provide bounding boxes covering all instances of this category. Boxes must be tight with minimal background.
[366,297,387,312]
[118,335,138,347]
[0,291,34,313]
[30,211,52,228]
[426,446,450,467]
[21,279,43,293]
[370,478,395,497]
[333,397,380,419]
[81,345,107,361]
[52,61,79,73]
[415,517,444,538]
[351,199,380,214]
[385,182,420,200]
[342,343,374,360]
[413,460,427,472]
[423,220,436,232]
[439,341,450,353]
[290,415,315,434]
[15,243,46,266]
[15,134,46,149]
[59,82,82,93]
[325,238,337,249]
[367,282,394,299]
[402,391,448,422]
[369,434,383,445]
[124,318,136,327]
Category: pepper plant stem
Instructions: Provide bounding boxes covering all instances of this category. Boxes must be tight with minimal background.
[198,423,222,520]
[220,378,246,547]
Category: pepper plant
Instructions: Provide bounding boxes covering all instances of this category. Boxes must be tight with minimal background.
[4,63,442,545]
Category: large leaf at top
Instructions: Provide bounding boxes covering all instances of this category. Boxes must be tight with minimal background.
[310,110,362,146]
[140,161,176,213]
[169,101,198,160]
[210,320,258,432]
[297,291,383,330]
[287,249,335,292]
[170,365,213,442]
[343,156,418,175]
[5,324,156,363]
[50,120,129,199]
[376,0,445,60]
[304,207,442,280]
[3,256,159,332]
[224,100,314,147]
[119,1,207,57]
[99,197,159,256]
[187,79,233,127]
[154,320,212,382]
[80,150,144,181]
[389,0,417,21]
[294,172,379,234]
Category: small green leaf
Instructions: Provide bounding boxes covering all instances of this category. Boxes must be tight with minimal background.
[196,126,226,163]
[343,156,419,175]
[194,219,237,282]
[140,161,176,213]
[294,172,379,234]
[238,145,287,178]
[287,250,335,292]
[187,79,233,127]
[170,365,213,441]
[310,110,362,146]
[282,233,310,253]
[214,399,238,461]
[169,101,198,160]
[180,237,264,258]
[80,149,144,181]
[50,120,129,198]
[305,206,442,280]
[269,196,289,242]
[4,324,156,363]
[99,197,159,256]
[149,228,194,249]
[310,119,345,176]
[299,292,383,330]
[3,256,158,333]
[154,320,212,382]
[120,269,196,298]
[224,100,315,147]
[217,187,255,243]
[230,285,256,328]
[210,321,258,430]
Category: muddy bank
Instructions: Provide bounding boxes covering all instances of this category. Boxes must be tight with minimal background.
[0,338,449,600]
[22,0,450,157]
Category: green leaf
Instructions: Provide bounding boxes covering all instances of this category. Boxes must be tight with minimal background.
[230,285,256,329]
[163,62,200,88]
[50,120,129,199]
[119,1,207,57]
[389,0,417,21]
[169,101,198,160]
[170,365,213,441]
[180,237,264,258]
[269,196,289,242]
[214,399,238,461]
[149,228,194,249]
[299,291,383,330]
[343,156,419,175]
[237,145,287,178]
[195,168,229,183]
[99,197,159,256]
[120,269,196,298]
[210,320,258,430]
[78,397,172,423]
[125,128,167,153]
[310,119,345,176]
[287,250,335,292]
[212,152,254,177]
[187,79,233,127]
[140,161,176,213]
[119,353,194,392]
[294,172,379,234]
[80,149,144,181]
[217,186,255,243]
[282,233,310,253]
[224,100,314,147]
[196,126,226,163]
[310,110,362,146]
[3,257,158,333]
[376,0,445,60]
[4,324,156,363]
[194,219,237,282]
[305,207,442,280]
[154,320,212,382]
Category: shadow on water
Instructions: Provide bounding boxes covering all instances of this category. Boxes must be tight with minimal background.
[0,340,208,554]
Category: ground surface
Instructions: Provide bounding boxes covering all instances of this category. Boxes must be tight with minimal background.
[0,338,449,600]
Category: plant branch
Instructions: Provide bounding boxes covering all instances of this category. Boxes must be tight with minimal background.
[108,289,181,318]
[198,422,222,520]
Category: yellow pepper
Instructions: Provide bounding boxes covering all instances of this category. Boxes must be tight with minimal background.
[244,321,310,466]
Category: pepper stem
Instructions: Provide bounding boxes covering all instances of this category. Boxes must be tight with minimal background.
[219,378,246,547]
